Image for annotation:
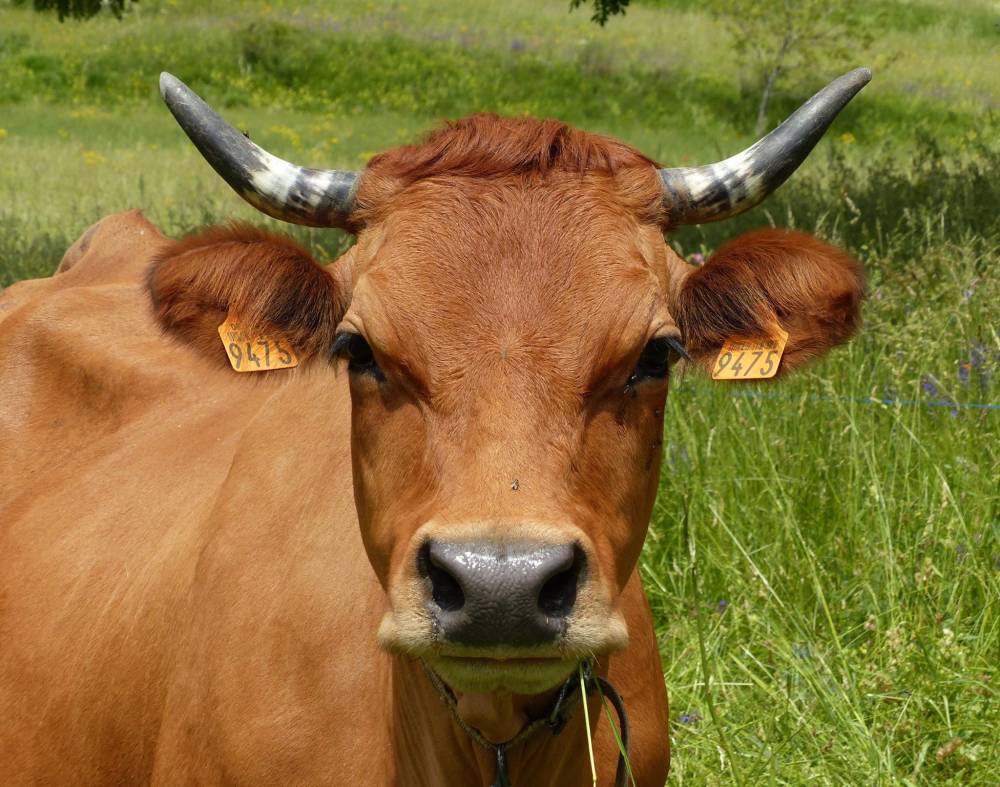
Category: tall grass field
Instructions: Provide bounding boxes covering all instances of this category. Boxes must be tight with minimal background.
[1,0,997,783]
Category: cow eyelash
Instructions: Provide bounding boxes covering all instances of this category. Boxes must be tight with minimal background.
[626,335,690,388]
[331,332,385,381]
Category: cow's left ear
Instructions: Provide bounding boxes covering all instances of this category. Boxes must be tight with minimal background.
[147,224,347,366]
[673,229,864,376]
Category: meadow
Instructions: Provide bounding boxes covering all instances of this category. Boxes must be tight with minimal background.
[0,0,997,783]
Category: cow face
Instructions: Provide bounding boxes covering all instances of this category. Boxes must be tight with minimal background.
[148,116,863,697]
[342,167,675,694]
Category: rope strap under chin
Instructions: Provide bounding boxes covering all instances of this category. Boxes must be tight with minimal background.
[420,661,631,787]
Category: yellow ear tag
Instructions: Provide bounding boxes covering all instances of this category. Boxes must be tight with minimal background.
[217,314,299,373]
[711,324,789,380]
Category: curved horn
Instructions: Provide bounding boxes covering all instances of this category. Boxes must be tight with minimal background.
[660,67,871,226]
[159,73,359,228]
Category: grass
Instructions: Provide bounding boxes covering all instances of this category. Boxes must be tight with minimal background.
[1,0,997,784]
[654,135,1000,783]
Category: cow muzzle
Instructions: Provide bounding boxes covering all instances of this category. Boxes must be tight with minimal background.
[419,539,585,648]
[378,523,629,693]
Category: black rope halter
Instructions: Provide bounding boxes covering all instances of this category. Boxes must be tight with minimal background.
[420,660,631,787]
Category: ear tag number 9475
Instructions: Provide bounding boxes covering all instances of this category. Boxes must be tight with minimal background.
[712,325,788,380]
[217,314,299,373]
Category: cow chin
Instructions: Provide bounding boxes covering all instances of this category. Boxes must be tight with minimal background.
[425,654,579,695]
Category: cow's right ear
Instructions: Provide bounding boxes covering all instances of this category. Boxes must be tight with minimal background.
[147,224,347,366]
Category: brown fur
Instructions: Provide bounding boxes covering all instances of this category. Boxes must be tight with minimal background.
[147,223,344,364]
[675,228,864,373]
[367,113,658,180]
[359,114,665,226]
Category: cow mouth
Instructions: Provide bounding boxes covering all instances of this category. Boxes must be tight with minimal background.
[376,597,631,677]
[426,653,577,695]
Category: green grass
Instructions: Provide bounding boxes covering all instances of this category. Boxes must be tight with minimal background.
[652,273,999,784]
[1,0,997,784]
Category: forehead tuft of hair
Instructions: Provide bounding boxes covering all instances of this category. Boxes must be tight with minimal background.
[366,113,660,183]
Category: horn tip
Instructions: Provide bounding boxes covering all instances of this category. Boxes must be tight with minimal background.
[159,72,182,102]
[849,66,873,87]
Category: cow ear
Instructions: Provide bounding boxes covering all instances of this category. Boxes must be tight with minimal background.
[147,224,346,366]
[674,229,864,377]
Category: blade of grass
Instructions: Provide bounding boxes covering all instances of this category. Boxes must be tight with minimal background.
[580,663,597,787]
[683,492,744,787]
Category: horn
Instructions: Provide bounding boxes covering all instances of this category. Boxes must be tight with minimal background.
[659,67,871,226]
[159,73,359,228]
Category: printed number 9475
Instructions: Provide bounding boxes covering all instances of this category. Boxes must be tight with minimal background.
[226,339,295,371]
[712,349,779,380]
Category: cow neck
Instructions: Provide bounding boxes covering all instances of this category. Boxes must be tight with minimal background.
[392,657,631,787]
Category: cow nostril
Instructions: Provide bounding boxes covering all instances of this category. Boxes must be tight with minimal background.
[429,563,465,612]
[419,542,465,612]
[537,545,585,618]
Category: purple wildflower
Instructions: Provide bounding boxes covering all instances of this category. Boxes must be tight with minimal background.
[970,343,987,371]
[510,37,525,52]
[717,599,729,613]
[678,710,702,725]
[689,252,705,266]
[921,374,959,415]
[957,343,989,389]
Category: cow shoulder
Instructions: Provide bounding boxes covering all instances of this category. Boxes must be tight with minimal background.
[147,224,348,366]
[674,228,864,375]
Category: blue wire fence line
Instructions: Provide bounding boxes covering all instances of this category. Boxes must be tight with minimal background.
[675,387,1000,412]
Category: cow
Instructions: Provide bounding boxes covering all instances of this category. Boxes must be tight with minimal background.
[0,68,869,786]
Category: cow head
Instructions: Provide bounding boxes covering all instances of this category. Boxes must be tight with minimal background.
[149,72,867,701]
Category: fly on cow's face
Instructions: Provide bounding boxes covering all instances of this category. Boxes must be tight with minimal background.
[331,331,385,381]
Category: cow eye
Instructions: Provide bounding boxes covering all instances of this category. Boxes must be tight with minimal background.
[332,332,384,381]
[627,336,685,387]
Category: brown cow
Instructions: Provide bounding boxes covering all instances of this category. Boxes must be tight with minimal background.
[0,69,868,785]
